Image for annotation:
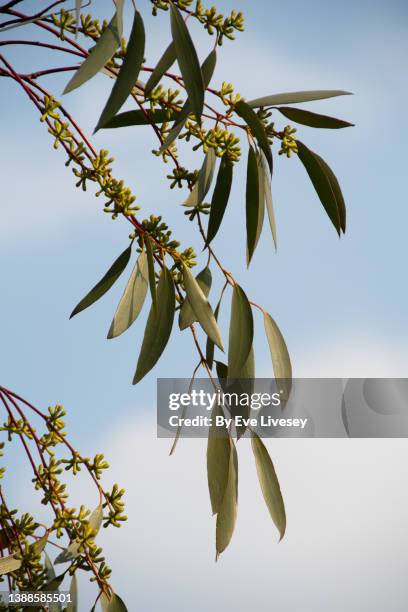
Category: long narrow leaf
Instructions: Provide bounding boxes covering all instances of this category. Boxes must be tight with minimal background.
[102,109,177,128]
[228,284,253,379]
[183,149,216,208]
[145,236,157,311]
[246,146,260,265]
[95,10,146,131]
[216,440,238,557]
[170,1,204,121]
[314,153,346,233]
[207,404,230,515]
[264,311,292,404]
[145,42,176,97]
[179,266,212,330]
[107,250,149,338]
[206,157,233,245]
[63,0,124,94]
[70,245,132,318]
[133,267,175,384]
[235,100,272,170]
[277,106,354,129]
[247,90,352,108]
[183,265,223,350]
[259,150,277,250]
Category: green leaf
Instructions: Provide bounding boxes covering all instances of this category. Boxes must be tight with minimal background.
[183,149,216,208]
[264,311,292,404]
[228,284,254,379]
[182,264,223,350]
[248,151,266,265]
[44,552,56,581]
[70,245,131,318]
[133,266,175,384]
[66,574,78,612]
[144,42,176,97]
[170,1,204,121]
[216,440,238,557]
[206,296,222,370]
[235,100,272,170]
[95,10,146,131]
[108,250,149,338]
[259,150,277,250]
[63,0,124,94]
[102,593,128,612]
[314,153,346,233]
[55,504,103,564]
[277,106,354,129]
[296,140,341,234]
[247,90,352,108]
[32,532,48,556]
[251,432,286,540]
[102,109,177,129]
[207,404,230,515]
[159,49,216,153]
[145,236,157,311]
[0,554,21,575]
[179,266,212,330]
[41,573,65,592]
[245,146,260,265]
[206,157,233,246]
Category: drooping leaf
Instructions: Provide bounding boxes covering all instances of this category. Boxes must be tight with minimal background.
[105,593,128,612]
[41,573,65,592]
[159,49,216,153]
[296,140,341,234]
[277,106,354,129]
[207,404,230,515]
[108,250,149,339]
[259,149,277,250]
[145,236,157,311]
[216,440,238,557]
[235,100,272,170]
[63,0,124,94]
[206,296,223,369]
[44,552,56,581]
[0,554,22,575]
[314,152,346,233]
[179,266,212,330]
[70,245,132,318]
[245,146,260,265]
[264,311,292,404]
[55,504,103,564]
[183,149,216,208]
[228,284,254,379]
[133,266,175,384]
[248,151,266,264]
[95,10,146,131]
[102,109,177,129]
[169,1,204,121]
[144,42,176,97]
[206,157,233,246]
[66,574,78,612]
[182,264,223,350]
[251,432,286,540]
[247,90,352,109]
[32,532,48,556]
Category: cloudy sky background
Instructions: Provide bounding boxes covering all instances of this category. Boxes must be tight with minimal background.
[1,0,408,609]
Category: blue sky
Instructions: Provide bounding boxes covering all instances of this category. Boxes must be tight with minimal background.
[1,0,408,609]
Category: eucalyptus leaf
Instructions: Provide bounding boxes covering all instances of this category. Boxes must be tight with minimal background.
[260,149,277,250]
[235,100,272,170]
[179,266,212,330]
[102,109,176,129]
[107,593,128,611]
[206,157,233,246]
[170,1,204,121]
[108,250,148,339]
[133,266,175,384]
[70,245,132,318]
[44,552,56,581]
[277,106,353,129]
[207,404,230,515]
[206,296,222,370]
[216,440,238,557]
[247,90,352,108]
[251,432,286,540]
[145,236,157,311]
[182,264,223,350]
[95,10,146,131]
[0,554,22,575]
[314,152,346,233]
[264,311,292,405]
[296,140,341,234]
[55,504,103,564]
[144,42,176,97]
[183,149,216,208]
[248,151,266,264]
[66,574,78,612]
[228,285,254,379]
[246,146,260,266]
[32,532,48,556]
[63,0,124,94]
